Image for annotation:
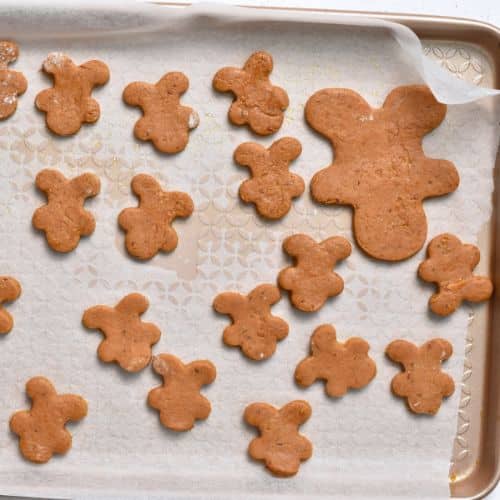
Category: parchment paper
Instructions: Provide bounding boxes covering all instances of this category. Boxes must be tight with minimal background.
[0,3,498,499]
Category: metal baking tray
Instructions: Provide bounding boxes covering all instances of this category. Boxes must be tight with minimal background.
[230,4,500,498]
[277,7,500,499]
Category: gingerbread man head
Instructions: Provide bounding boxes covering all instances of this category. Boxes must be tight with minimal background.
[418,233,493,316]
[306,85,459,261]
[213,51,289,136]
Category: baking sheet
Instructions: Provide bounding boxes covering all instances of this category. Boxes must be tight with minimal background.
[0,3,498,499]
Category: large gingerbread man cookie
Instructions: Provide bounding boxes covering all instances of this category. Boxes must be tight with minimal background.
[35,53,109,136]
[306,85,459,261]
[123,71,199,154]
[418,233,493,316]
[213,51,289,135]
[0,41,27,120]
[118,174,194,260]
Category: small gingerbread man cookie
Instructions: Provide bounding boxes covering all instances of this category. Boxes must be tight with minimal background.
[295,324,376,397]
[0,41,27,120]
[118,174,194,261]
[32,169,100,253]
[278,233,351,312]
[10,377,87,463]
[234,137,304,219]
[213,284,289,361]
[123,71,199,154]
[418,233,493,316]
[386,338,455,415]
[306,85,459,261]
[82,293,161,372]
[0,276,21,334]
[213,51,289,135]
[148,354,216,432]
[244,400,312,477]
[35,52,109,136]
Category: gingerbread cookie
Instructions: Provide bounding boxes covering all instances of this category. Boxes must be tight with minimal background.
[234,137,304,219]
[306,85,459,261]
[244,400,312,477]
[213,51,289,135]
[148,354,216,432]
[123,71,199,154]
[0,276,21,334]
[82,293,161,372]
[10,377,87,463]
[278,233,351,312]
[35,53,109,136]
[295,324,376,397]
[0,41,27,120]
[213,284,288,361]
[118,174,194,260]
[386,338,455,415]
[32,169,100,253]
[418,233,493,316]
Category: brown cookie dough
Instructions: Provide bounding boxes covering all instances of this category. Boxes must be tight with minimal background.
[148,354,216,432]
[244,400,312,477]
[295,324,376,397]
[278,233,351,312]
[0,41,27,120]
[82,293,161,372]
[0,276,21,334]
[213,284,288,361]
[123,71,199,154]
[213,51,289,135]
[118,174,194,260]
[418,233,493,316]
[386,338,455,415]
[35,52,109,136]
[32,169,100,253]
[234,137,304,219]
[10,377,87,463]
[306,85,459,261]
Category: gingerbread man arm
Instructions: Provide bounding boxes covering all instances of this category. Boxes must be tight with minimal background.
[81,305,113,330]
[269,137,302,164]
[0,276,21,334]
[414,158,459,200]
[188,360,217,387]
[80,60,110,87]
[131,172,161,201]
[116,292,149,315]
[383,85,447,136]
[122,81,150,107]
[386,339,418,366]
[279,400,312,426]
[57,394,88,422]
[35,168,66,194]
[213,292,248,322]
[157,71,189,98]
[248,283,281,309]
[234,142,268,177]
[70,172,101,199]
[212,67,246,94]
[244,402,277,427]
[320,236,352,262]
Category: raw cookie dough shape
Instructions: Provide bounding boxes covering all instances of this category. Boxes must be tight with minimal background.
[35,52,109,136]
[278,233,351,312]
[123,71,199,154]
[234,137,304,219]
[386,338,455,415]
[213,284,289,361]
[0,276,21,334]
[295,324,376,397]
[213,51,289,135]
[148,354,216,432]
[118,174,194,260]
[418,233,493,316]
[32,169,100,253]
[82,293,161,372]
[0,41,27,120]
[306,85,459,261]
[244,400,312,477]
[10,377,87,463]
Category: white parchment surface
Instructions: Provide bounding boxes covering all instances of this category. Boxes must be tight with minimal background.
[0,3,498,499]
